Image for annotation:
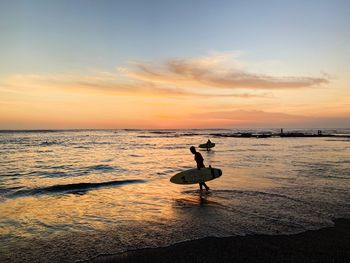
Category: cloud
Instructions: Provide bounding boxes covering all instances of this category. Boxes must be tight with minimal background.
[1,53,329,100]
[1,71,268,99]
[120,53,329,90]
[75,80,268,98]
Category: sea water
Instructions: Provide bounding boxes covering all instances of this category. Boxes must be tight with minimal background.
[0,129,349,262]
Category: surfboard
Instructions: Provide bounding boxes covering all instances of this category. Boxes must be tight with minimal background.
[170,167,222,184]
[199,142,215,149]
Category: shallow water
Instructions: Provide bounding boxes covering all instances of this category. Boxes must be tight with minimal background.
[0,129,350,262]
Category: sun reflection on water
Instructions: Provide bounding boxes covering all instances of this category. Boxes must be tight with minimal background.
[0,130,349,262]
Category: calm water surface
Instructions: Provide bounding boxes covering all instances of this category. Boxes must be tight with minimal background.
[0,129,349,262]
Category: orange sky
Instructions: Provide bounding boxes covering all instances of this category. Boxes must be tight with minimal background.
[1,53,349,129]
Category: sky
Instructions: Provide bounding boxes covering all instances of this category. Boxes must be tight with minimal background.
[0,0,349,129]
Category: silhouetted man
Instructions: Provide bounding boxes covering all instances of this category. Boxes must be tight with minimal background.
[206,139,212,151]
[190,146,210,191]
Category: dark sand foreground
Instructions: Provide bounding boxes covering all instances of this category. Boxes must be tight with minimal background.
[91,218,350,263]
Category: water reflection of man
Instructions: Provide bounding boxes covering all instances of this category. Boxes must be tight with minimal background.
[190,146,210,191]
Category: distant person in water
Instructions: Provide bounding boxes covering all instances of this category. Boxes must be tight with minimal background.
[206,139,212,151]
[190,146,210,191]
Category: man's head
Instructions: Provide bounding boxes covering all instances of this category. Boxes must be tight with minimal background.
[190,146,196,154]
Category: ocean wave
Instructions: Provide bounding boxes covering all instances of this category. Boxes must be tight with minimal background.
[40,141,64,146]
[100,158,114,162]
[175,133,202,137]
[129,154,143,157]
[0,130,62,133]
[86,164,116,172]
[9,179,145,197]
[73,145,90,149]
[156,166,193,176]
[148,131,176,134]
[325,139,350,142]
[2,164,125,179]
[162,145,187,150]
[137,133,204,138]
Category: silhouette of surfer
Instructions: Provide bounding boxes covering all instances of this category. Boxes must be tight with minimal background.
[190,146,210,191]
[206,139,212,151]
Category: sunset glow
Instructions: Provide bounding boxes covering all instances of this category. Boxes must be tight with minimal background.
[1,1,349,129]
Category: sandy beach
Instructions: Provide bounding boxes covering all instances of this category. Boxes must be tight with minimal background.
[91,218,350,263]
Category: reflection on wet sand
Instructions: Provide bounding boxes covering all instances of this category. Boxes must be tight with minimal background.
[174,191,213,208]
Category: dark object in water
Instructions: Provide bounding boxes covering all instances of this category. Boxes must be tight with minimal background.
[255,134,271,138]
[10,179,145,197]
[278,132,349,138]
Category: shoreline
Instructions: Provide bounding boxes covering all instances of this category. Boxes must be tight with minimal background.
[90,218,350,263]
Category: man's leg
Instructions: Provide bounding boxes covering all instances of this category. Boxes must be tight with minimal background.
[199,183,203,191]
[203,182,210,191]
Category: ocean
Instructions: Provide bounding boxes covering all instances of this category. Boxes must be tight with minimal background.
[0,129,349,262]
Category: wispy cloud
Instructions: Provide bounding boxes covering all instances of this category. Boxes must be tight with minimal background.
[1,72,267,99]
[1,53,329,101]
[75,80,268,98]
[120,53,329,90]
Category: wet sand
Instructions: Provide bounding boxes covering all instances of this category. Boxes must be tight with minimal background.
[91,218,350,263]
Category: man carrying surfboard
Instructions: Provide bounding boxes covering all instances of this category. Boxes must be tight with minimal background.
[190,146,210,191]
[198,140,215,151]
[206,139,212,151]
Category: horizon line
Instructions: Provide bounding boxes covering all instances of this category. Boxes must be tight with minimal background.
[1,127,349,132]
